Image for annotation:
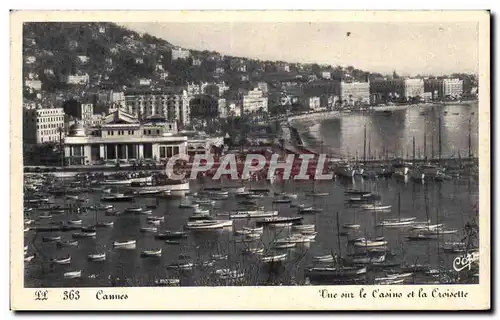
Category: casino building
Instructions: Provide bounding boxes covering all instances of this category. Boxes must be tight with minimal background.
[64,109,188,166]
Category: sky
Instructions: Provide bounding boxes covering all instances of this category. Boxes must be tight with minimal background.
[121,22,479,76]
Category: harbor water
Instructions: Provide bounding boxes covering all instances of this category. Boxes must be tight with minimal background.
[24,104,479,287]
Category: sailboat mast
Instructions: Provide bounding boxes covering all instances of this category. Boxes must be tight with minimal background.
[468,118,472,159]
[398,192,401,222]
[412,136,416,161]
[363,125,367,162]
[438,116,442,161]
[424,132,427,161]
[368,133,371,161]
[336,212,342,259]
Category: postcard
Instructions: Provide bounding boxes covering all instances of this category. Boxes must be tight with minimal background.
[10,10,490,311]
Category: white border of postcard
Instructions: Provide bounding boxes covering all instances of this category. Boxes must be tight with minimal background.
[10,10,490,311]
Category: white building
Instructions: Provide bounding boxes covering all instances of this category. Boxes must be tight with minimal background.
[77,56,89,64]
[321,71,332,80]
[160,72,169,80]
[277,64,290,73]
[135,57,144,64]
[340,81,370,106]
[125,89,191,125]
[301,96,321,111]
[441,78,464,98]
[25,56,36,64]
[403,78,425,99]
[217,82,230,96]
[63,109,188,166]
[23,107,65,144]
[80,103,94,121]
[65,74,90,85]
[217,98,227,118]
[228,103,242,117]
[138,79,151,86]
[242,88,268,113]
[25,80,42,91]
[192,58,202,66]
[43,68,54,76]
[171,47,191,60]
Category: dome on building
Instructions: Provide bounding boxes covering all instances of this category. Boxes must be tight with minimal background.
[68,122,86,137]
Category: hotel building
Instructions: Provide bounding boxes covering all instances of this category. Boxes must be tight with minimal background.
[23,107,65,144]
[340,81,370,106]
[242,88,268,113]
[124,89,191,125]
[63,109,188,166]
[441,78,464,98]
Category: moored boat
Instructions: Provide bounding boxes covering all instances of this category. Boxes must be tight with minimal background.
[52,255,71,265]
[63,270,82,279]
[88,253,106,261]
[141,249,162,257]
[113,240,136,249]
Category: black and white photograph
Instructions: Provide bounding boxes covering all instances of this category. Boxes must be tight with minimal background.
[11,10,490,310]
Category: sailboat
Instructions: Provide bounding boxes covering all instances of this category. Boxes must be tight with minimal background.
[305,212,367,283]
[376,193,415,227]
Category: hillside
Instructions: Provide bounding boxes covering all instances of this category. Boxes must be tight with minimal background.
[22,22,378,97]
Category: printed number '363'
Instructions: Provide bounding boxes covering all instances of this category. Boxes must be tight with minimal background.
[63,290,80,300]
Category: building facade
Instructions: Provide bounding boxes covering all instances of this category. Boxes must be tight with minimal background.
[171,47,191,60]
[242,88,268,113]
[370,79,405,103]
[300,96,322,111]
[124,89,191,125]
[79,103,94,120]
[340,81,370,106]
[441,78,464,98]
[63,109,188,166]
[23,107,65,144]
[65,74,90,85]
[403,78,425,99]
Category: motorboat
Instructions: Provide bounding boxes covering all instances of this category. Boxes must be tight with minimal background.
[88,253,106,262]
[155,231,187,240]
[147,216,165,222]
[167,262,194,271]
[113,240,137,249]
[361,205,392,212]
[96,221,114,228]
[230,210,278,219]
[63,270,82,279]
[305,266,367,277]
[260,253,288,263]
[242,247,264,255]
[298,206,323,214]
[184,221,226,230]
[72,231,96,238]
[101,193,134,202]
[52,255,71,265]
[140,226,158,233]
[353,239,388,248]
[125,207,143,213]
[256,216,303,226]
[342,223,361,229]
[154,278,180,286]
[141,249,162,257]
